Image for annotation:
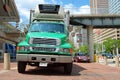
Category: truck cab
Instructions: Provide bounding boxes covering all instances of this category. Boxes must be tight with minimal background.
[17,4,73,74]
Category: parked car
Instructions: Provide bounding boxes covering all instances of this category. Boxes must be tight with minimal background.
[101,52,113,59]
[113,54,120,57]
[73,52,90,62]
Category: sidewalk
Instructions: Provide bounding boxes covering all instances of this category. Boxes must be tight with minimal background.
[0,62,17,70]
[0,62,120,80]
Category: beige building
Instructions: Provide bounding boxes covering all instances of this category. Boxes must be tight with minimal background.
[93,29,120,44]
[90,0,108,14]
[93,28,120,54]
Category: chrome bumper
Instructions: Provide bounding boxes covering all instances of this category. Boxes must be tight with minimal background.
[17,54,72,63]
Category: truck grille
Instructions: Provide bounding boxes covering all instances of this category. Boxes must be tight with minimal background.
[32,38,57,45]
[33,47,56,52]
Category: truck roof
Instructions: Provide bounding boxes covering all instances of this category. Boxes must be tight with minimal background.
[30,4,65,23]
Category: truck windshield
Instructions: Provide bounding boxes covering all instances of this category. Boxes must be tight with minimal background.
[29,22,65,33]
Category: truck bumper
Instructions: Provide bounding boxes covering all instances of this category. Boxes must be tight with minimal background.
[16,54,72,63]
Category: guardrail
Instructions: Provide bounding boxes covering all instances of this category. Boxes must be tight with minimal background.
[96,55,120,67]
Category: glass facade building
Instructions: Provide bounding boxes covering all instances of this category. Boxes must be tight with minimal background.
[109,0,120,14]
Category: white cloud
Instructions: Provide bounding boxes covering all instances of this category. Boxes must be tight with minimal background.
[79,5,90,14]
[15,0,47,21]
[64,4,90,14]
[19,7,30,20]
[20,19,23,23]
[15,0,46,9]
[15,0,90,24]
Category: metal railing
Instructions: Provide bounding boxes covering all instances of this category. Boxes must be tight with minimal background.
[96,54,120,67]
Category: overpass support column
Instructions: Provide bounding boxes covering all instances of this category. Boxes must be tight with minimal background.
[87,26,94,62]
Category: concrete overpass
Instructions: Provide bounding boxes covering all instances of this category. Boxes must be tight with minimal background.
[0,0,20,22]
[0,0,20,44]
[70,14,120,28]
[70,14,120,61]
[0,22,21,43]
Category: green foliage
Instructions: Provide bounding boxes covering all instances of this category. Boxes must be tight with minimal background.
[103,38,114,53]
[94,43,97,53]
[68,40,74,48]
[68,40,78,53]
[94,43,102,53]
[74,48,79,53]
[79,45,88,54]
[103,38,120,53]
[115,39,120,49]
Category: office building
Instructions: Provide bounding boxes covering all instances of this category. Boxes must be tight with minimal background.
[109,0,120,14]
[69,26,88,49]
[93,29,120,43]
[90,0,108,14]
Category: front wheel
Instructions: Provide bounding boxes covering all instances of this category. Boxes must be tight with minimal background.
[64,63,73,75]
[18,61,27,73]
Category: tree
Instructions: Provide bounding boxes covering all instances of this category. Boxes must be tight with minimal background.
[115,39,120,49]
[103,38,114,53]
[79,45,88,54]
[68,40,79,53]
[113,39,120,54]
[94,43,102,54]
[94,43,97,53]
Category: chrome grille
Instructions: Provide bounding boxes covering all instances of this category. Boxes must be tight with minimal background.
[32,38,57,45]
[33,47,56,52]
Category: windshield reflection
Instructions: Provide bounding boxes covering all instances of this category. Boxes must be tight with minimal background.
[29,22,65,33]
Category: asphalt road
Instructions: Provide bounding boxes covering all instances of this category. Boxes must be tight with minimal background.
[0,62,120,80]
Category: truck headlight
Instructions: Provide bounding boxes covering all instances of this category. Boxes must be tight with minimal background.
[63,48,70,53]
[17,46,30,51]
[60,48,70,53]
[19,46,25,51]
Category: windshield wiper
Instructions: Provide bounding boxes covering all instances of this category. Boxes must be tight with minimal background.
[48,30,61,33]
[48,30,56,33]
[30,30,40,32]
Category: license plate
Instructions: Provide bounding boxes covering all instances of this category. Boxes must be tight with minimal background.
[39,63,48,67]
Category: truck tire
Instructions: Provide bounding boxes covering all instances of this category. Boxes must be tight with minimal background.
[64,63,73,75]
[18,61,27,73]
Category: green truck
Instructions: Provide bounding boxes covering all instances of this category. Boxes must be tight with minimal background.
[17,4,73,74]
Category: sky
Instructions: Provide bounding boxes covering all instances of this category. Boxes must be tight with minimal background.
[14,0,90,24]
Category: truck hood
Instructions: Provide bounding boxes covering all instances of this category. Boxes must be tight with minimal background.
[26,32,67,43]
